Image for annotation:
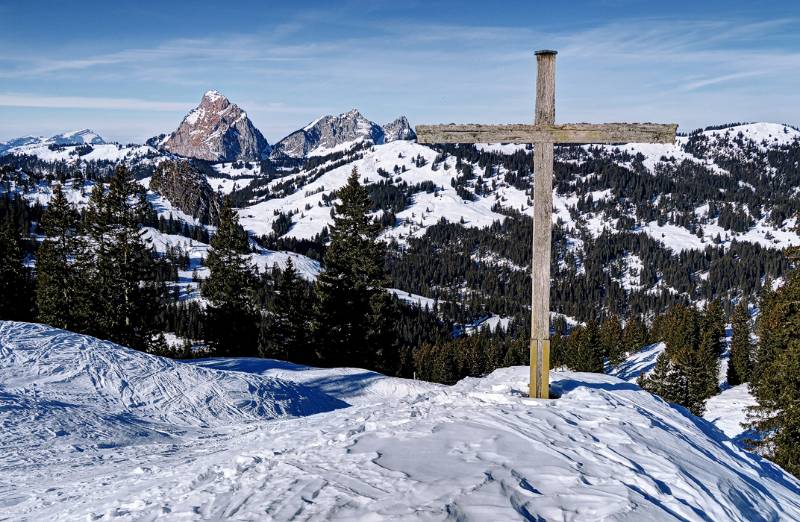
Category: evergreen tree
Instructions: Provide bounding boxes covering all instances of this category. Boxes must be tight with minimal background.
[748,247,800,474]
[84,167,162,350]
[36,183,87,330]
[623,316,648,353]
[700,299,725,358]
[258,258,312,363]
[0,221,32,320]
[567,321,603,372]
[727,300,752,386]
[312,168,390,369]
[600,314,626,366]
[202,196,258,356]
[641,304,719,415]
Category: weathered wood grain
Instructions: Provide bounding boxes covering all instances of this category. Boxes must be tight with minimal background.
[415,122,678,145]
[530,50,556,399]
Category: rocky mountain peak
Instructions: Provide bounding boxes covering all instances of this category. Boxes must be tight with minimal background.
[272,108,386,159]
[161,90,270,162]
[382,116,416,142]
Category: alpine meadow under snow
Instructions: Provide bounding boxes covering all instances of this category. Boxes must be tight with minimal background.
[2,322,800,520]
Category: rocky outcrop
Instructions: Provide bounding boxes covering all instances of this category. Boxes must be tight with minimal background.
[150,160,222,225]
[271,109,385,159]
[382,116,416,142]
[161,90,270,162]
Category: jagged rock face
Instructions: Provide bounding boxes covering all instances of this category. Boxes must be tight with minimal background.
[150,160,222,225]
[382,116,416,142]
[162,91,270,162]
[271,109,385,159]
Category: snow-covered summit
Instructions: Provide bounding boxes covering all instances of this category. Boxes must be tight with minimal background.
[270,109,416,160]
[202,89,225,103]
[3,322,800,520]
[161,90,270,162]
[271,108,386,159]
[0,129,106,156]
[383,115,417,142]
[48,128,105,146]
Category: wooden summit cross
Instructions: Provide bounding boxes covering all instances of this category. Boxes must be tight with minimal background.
[416,50,677,399]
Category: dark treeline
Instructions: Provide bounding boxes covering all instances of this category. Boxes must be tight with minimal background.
[0,166,453,380]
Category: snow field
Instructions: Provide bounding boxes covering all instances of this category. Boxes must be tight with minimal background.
[2,322,800,520]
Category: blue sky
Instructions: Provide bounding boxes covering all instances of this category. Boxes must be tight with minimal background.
[1,0,799,143]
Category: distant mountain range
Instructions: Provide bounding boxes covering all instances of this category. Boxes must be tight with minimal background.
[0,129,105,155]
[0,90,417,163]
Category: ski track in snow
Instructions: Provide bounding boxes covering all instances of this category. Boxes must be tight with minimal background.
[2,322,800,520]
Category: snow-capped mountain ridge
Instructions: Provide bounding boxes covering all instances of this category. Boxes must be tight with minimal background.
[48,128,106,146]
[270,108,416,159]
[0,128,106,155]
[161,90,270,162]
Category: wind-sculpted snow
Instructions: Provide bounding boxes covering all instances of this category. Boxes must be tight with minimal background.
[3,326,800,521]
[190,357,440,406]
[0,322,345,428]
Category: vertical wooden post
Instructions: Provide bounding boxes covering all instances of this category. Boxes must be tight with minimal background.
[530,50,556,399]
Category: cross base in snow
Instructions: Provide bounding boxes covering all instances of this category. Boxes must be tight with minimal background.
[417,50,677,398]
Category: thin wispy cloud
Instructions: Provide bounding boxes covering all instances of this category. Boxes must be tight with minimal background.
[0,93,193,111]
[1,5,799,142]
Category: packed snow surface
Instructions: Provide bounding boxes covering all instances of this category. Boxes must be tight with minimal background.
[3,323,800,520]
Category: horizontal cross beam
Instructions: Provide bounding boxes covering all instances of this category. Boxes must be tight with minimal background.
[415,122,678,145]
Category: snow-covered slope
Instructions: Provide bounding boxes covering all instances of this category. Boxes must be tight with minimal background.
[3,322,800,520]
[236,125,800,252]
[0,322,344,428]
[0,128,105,154]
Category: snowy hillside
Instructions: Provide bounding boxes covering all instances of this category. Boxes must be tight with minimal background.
[3,322,800,520]
[3,120,800,321]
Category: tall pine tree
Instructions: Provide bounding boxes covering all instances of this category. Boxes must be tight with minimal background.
[727,300,752,386]
[202,196,258,356]
[0,221,32,321]
[600,314,626,366]
[748,246,800,475]
[312,167,391,370]
[84,167,162,350]
[36,183,88,331]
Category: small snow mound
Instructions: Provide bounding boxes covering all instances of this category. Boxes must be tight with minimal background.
[0,321,345,428]
[190,357,440,406]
